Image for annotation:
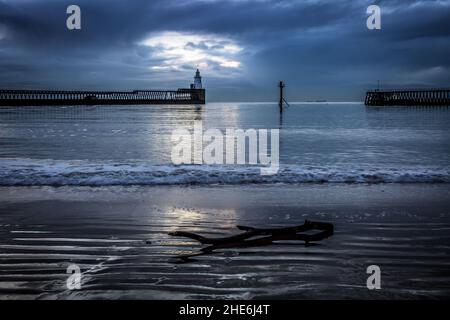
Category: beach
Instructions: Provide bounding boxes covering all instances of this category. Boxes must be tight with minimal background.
[1,102,449,299]
[1,183,449,300]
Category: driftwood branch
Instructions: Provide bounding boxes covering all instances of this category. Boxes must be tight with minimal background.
[168,220,334,261]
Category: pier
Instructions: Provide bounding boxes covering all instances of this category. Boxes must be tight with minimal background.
[0,88,205,106]
[0,70,205,106]
[365,88,450,106]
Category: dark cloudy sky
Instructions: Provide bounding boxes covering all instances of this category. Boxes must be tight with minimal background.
[0,0,449,101]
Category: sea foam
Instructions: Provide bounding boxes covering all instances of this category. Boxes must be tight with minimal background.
[0,158,449,186]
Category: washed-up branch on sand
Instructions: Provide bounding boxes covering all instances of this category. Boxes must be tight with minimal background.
[168,220,334,261]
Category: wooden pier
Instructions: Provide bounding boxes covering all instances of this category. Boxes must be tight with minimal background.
[365,89,450,106]
[0,88,205,106]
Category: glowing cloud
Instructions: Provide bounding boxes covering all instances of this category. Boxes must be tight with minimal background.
[140,32,243,73]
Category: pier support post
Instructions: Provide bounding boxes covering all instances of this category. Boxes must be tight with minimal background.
[278,81,284,114]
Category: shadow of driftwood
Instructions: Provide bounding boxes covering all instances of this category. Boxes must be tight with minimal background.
[168,220,334,263]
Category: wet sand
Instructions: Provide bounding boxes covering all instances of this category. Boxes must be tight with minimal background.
[0,184,449,300]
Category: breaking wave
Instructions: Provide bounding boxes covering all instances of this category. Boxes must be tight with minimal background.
[0,158,449,186]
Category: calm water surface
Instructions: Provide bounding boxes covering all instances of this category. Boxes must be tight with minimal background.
[0,103,449,185]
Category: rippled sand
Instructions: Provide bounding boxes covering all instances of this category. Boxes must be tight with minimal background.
[0,184,449,299]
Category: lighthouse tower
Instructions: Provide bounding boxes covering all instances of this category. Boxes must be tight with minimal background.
[192,69,202,89]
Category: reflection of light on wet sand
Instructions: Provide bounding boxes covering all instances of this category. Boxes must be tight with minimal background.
[158,207,238,260]
[2,185,450,299]
[164,207,238,234]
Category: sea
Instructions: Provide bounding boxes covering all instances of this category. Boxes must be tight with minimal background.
[0,102,449,186]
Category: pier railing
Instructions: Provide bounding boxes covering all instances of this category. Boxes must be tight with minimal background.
[0,88,205,106]
[365,88,450,106]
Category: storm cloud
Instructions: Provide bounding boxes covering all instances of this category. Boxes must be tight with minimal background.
[0,0,449,101]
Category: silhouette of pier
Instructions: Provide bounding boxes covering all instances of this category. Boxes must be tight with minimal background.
[0,88,205,106]
[365,88,450,106]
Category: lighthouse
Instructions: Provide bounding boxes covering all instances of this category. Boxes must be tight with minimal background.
[188,69,205,104]
[192,69,202,89]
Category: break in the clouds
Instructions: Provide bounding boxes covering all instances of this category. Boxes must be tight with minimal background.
[140,31,242,72]
[0,0,449,101]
